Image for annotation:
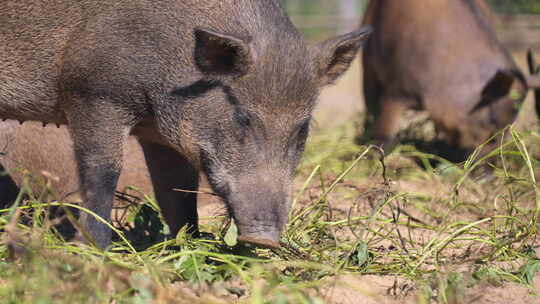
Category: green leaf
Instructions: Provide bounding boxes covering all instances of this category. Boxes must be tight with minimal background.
[350,240,369,266]
[509,89,523,101]
[519,259,540,285]
[224,221,238,247]
[472,267,503,287]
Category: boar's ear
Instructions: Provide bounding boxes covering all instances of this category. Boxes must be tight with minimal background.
[314,25,372,86]
[526,49,540,89]
[194,28,253,78]
[470,70,516,113]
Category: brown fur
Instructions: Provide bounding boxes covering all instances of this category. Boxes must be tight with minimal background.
[0,121,152,202]
[361,0,530,158]
[0,0,371,248]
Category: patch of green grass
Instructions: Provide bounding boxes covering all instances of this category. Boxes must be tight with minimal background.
[0,123,539,303]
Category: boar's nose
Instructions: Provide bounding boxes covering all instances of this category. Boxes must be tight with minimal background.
[237,228,281,249]
[229,200,286,249]
[225,175,290,249]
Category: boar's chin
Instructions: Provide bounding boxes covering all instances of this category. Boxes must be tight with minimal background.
[235,223,282,249]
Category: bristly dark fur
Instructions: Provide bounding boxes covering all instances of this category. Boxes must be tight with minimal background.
[171,80,220,100]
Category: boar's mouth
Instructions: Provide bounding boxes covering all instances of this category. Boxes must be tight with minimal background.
[235,225,282,249]
[237,235,281,249]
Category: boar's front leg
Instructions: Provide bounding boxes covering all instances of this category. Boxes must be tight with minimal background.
[67,102,129,249]
[360,62,383,144]
[138,141,199,238]
[0,164,19,209]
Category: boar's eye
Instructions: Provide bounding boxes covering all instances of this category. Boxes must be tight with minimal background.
[234,110,251,128]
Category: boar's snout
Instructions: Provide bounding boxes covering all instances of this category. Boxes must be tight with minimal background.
[232,202,286,249]
[225,179,290,249]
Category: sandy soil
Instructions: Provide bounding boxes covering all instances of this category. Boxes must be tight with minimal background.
[316,273,540,304]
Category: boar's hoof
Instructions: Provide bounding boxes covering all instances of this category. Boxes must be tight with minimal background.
[237,235,281,249]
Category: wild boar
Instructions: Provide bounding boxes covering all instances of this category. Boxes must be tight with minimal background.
[360,0,540,158]
[0,0,371,248]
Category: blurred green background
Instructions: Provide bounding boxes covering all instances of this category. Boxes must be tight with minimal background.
[284,0,540,40]
[489,0,540,13]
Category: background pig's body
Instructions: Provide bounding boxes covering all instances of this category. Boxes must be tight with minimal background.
[0,121,152,205]
[1,0,369,247]
[361,0,529,157]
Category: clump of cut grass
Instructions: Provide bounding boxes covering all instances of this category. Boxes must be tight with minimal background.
[0,123,539,303]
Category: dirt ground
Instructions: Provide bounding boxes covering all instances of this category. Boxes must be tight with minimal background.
[314,273,540,304]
